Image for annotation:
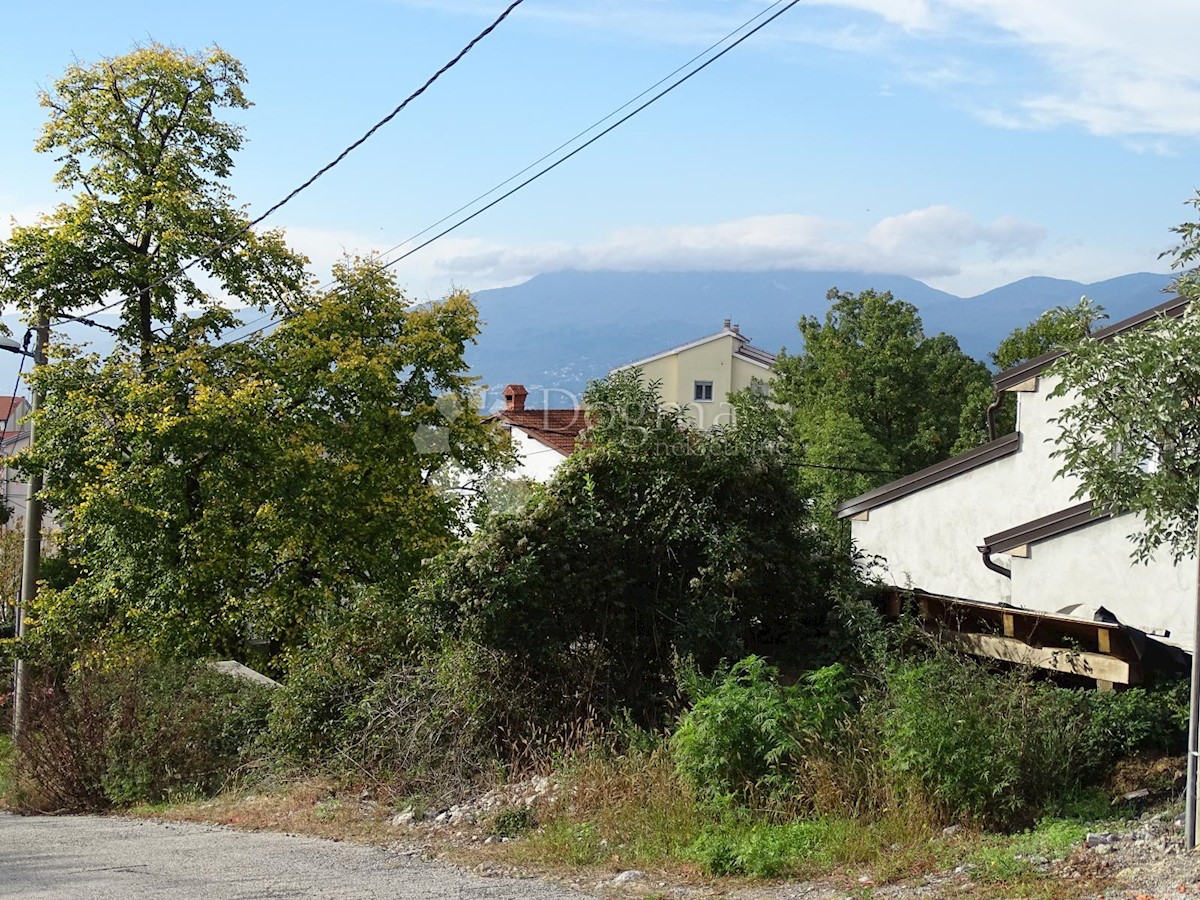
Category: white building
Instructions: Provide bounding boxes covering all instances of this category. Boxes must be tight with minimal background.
[486,384,586,483]
[837,297,1193,685]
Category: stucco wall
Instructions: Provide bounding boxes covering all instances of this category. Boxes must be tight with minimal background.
[1012,514,1195,647]
[850,371,1197,646]
[631,335,774,429]
[852,375,1085,603]
[508,427,567,483]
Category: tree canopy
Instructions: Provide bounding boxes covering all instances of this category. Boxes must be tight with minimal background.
[417,371,840,723]
[0,43,304,358]
[1049,195,1200,563]
[770,288,990,523]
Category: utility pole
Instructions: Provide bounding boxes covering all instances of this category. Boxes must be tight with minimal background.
[11,312,46,742]
[1186,474,1200,849]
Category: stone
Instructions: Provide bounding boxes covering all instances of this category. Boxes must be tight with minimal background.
[391,808,416,827]
[612,870,645,884]
[1085,832,1118,848]
[942,824,962,836]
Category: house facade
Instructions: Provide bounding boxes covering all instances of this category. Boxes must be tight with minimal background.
[0,396,33,527]
[610,320,775,429]
[486,384,586,483]
[836,297,1195,679]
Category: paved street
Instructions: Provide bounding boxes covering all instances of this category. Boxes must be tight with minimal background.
[0,813,581,899]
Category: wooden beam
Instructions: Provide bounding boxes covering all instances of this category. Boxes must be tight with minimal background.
[1002,613,1015,638]
[1097,630,1112,654]
[1009,544,1029,559]
[851,510,869,522]
[939,631,1139,685]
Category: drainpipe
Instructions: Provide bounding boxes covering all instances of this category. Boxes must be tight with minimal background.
[977,544,1011,579]
[985,391,1003,442]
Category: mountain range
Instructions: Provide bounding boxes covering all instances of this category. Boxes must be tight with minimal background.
[467,270,1176,406]
[0,269,1175,409]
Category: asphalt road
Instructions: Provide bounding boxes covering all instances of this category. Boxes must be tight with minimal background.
[0,813,582,899]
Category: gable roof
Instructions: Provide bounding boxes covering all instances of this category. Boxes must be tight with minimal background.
[489,408,588,456]
[993,295,1188,391]
[835,432,1021,519]
[612,326,776,372]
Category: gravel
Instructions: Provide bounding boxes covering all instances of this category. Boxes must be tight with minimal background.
[0,812,582,899]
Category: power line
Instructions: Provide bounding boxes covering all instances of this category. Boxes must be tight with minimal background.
[53,0,527,328]
[224,0,804,347]
[0,330,34,439]
[220,0,791,345]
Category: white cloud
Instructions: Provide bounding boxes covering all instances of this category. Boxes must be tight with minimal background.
[391,0,1200,138]
[376,206,1053,294]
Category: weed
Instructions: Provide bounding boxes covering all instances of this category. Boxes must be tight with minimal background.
[491,806,536,837]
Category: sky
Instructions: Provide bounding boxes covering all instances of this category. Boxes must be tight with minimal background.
[2,0,1199,303]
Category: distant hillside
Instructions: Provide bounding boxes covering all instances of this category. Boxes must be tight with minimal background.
[0,270,1175,411]
[468,270,1175,406]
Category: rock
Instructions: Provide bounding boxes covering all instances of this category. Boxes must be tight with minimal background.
[942,824,962,836]
[858,874,874,885]
[1086,832,1118,848]
[612,870,645,885]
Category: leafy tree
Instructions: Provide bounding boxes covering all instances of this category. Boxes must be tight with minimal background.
[0,43,305,360]
[1049,195,1200,563]
[771,288,990,524]
[954,297,1107,452]
[416,371,839,724]
[19,259,507,665]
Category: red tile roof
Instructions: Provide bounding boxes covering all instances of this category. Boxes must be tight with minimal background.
[490,408,588,456]
[0,397,27,423]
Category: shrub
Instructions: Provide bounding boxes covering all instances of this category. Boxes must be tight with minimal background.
[14,656,271,811]
[670,656,852,807]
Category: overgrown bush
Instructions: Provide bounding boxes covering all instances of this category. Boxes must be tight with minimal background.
[671,656,852,807]
[881,654,1186,828]
[14,656,271,811]
[417,373,841,727]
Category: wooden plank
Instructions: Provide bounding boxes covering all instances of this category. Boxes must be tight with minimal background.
[851,510,869,522]
[1002,613,1015,638]
[939,631,1136,685]
[1097,630,1111,654]
[1010,544,1029,559]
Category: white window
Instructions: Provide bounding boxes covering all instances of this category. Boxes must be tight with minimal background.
[694,381,714,402]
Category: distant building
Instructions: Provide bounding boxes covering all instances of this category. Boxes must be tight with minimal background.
[0,396,33,527]
[610,320,775,429]
[486,384,586,483]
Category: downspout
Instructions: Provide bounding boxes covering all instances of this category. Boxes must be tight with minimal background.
[985,391,1003,441]
[977,544,1011,579]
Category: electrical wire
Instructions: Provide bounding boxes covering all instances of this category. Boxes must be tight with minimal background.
[53,0,527,327]
[0,329,34,440]
[218,0,790,345]
[224,0,804,347]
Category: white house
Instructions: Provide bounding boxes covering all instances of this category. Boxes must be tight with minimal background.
[611,320,776,429]
[485,384,586,483]
[0,396,33,527]
[836,297,1194,685]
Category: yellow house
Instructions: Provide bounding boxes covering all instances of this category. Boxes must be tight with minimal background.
[611,320,776,429]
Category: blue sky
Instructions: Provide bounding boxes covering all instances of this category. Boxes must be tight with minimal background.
[2,0,1198,300]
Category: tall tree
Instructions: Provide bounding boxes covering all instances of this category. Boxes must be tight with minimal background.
[771,288,990,523]
[21,259,508,665]
[1049,194,1200,563]
[0,43,305,359]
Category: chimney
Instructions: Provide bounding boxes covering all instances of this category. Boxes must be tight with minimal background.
[723,318,731,330]
[502,384,528,412]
